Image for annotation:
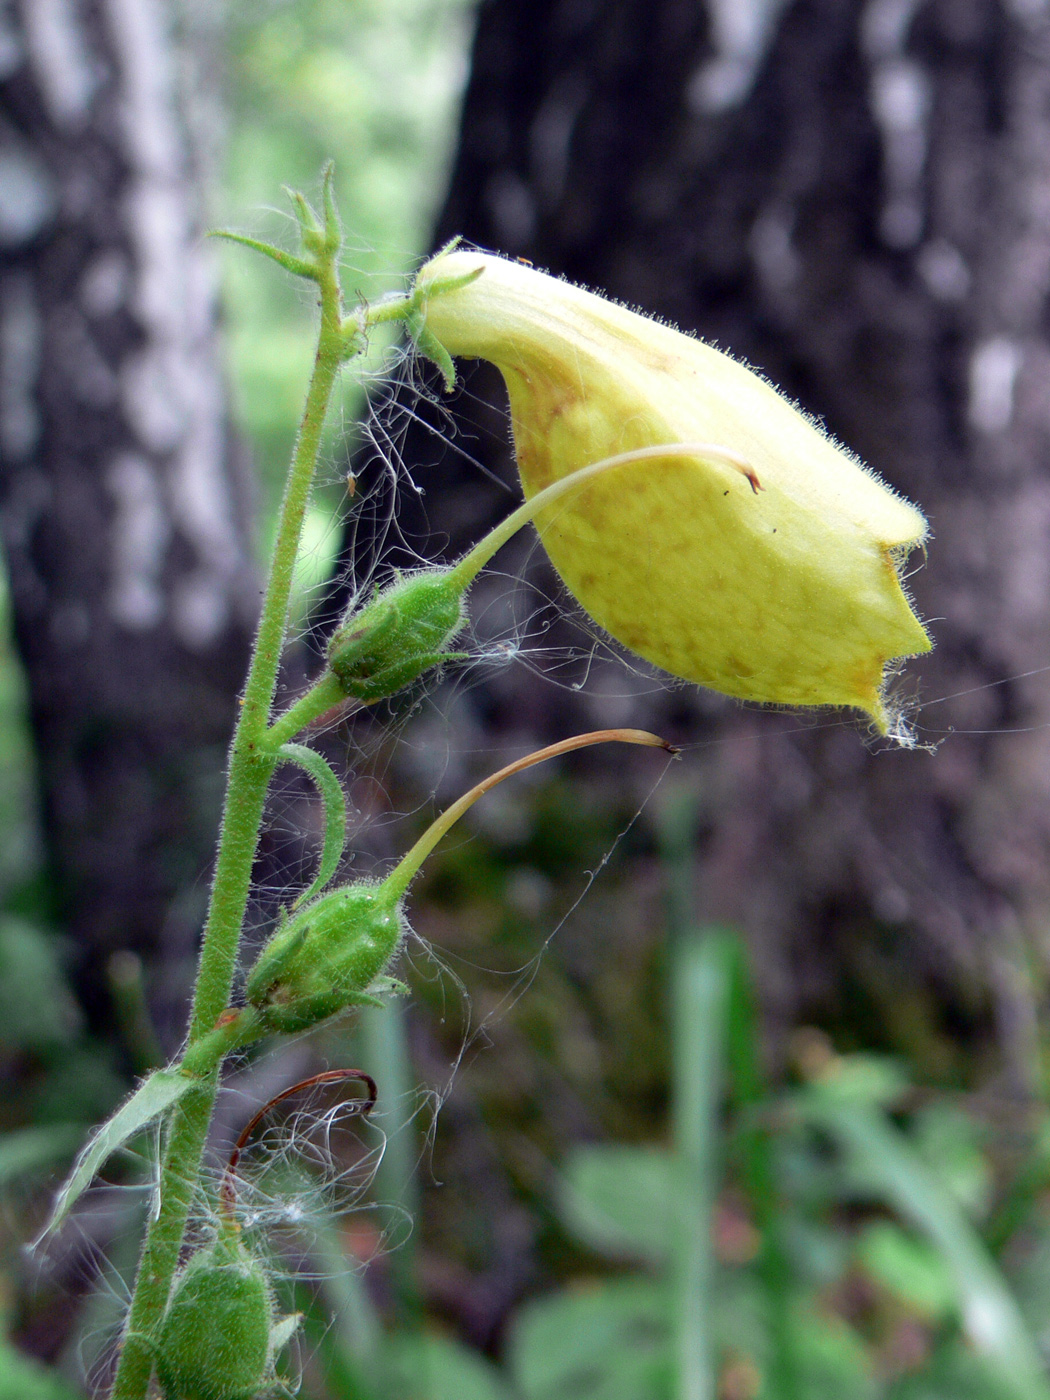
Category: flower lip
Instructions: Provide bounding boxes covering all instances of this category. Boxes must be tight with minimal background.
[414,248,931,734]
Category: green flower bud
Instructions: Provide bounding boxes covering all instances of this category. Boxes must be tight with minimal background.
[327,569,468,703]
[245,882,405,1034]
[156,1237,272,1400]
[413,249,931,733]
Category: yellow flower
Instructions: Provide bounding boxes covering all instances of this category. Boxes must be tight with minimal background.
[413,249,931,733]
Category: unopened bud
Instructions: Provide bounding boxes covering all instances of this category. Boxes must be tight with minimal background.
[327,569,467,703]
[245,883,405,1035]
[156,1237,272,1400]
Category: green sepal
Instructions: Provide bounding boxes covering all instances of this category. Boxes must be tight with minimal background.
[319,160,341,254]
[208,231,317,283]
[431,234,463,259]
[285,162,340,261]
[405,306,457,390]
[276,743,347,908]
[366,974,409,1001]
[269,1312,302,1357]
[344,990,386,1011]
[245,910,309,1000]
[404,253,484,388]
[289,190,325,258]
[345,971,409,1010]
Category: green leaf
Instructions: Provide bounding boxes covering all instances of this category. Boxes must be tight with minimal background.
[558,1145,674,1264]
[0,916,80,1053]
[35,1068,195,1242]
[509,1278,670,1400]
[383,1331,511,1400]
[0,1334,82,1400]
[798,1081,1050,1400]
[856,1221,956,1319]
[278,742,347,906]
[910,1101,991,1219]
[790,1304,876,1400]
[807,1053,910,1109]
[209,229,318,281]
[0,1124,84,1189]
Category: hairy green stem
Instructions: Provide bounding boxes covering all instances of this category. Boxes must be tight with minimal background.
[190,294,344,1041]
[110,242,349,1400]
[266,671,350,749]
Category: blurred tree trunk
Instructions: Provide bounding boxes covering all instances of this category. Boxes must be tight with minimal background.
[0,0,257,1038]
[385,0,1050,1089]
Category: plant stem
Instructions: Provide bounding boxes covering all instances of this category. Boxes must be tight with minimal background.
[190,297,343,1041]
[109,248,348,1400]
[106,1079,220,1400]
[381,729,673,903]
[265,671,350,749]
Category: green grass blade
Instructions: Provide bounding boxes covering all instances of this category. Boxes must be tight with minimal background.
[659,805,798,1399]
[722,938,799,1400]
[671,929,732,1400]
[800,1084,1050,1400]
[357,998,421,1322]
[985,1116,1050,1255]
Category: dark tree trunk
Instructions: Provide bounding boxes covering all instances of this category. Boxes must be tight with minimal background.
[372,0,1050,1089]
[0,0,257,1037]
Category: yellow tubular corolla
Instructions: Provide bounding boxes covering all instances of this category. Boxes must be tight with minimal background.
[414,249,931,733]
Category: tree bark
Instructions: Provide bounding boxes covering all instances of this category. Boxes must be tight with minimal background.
[380,0,1050,1086]
[0,0,257,1036]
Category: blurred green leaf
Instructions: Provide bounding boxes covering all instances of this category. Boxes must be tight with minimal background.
[806,1055,911,1110]
[509,1278,670,1400]
[910,1103,991,1220]
[31,1041,125,1126]
[779,1213,853,1290]
[0,1124,83,1190]
[0,1338,80,1400]
[558,1145,674,1265]
[384,1331,510,1400]
[856,1221,956,1319]
[0,916,79,1053]
[790,1304,876,1400]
